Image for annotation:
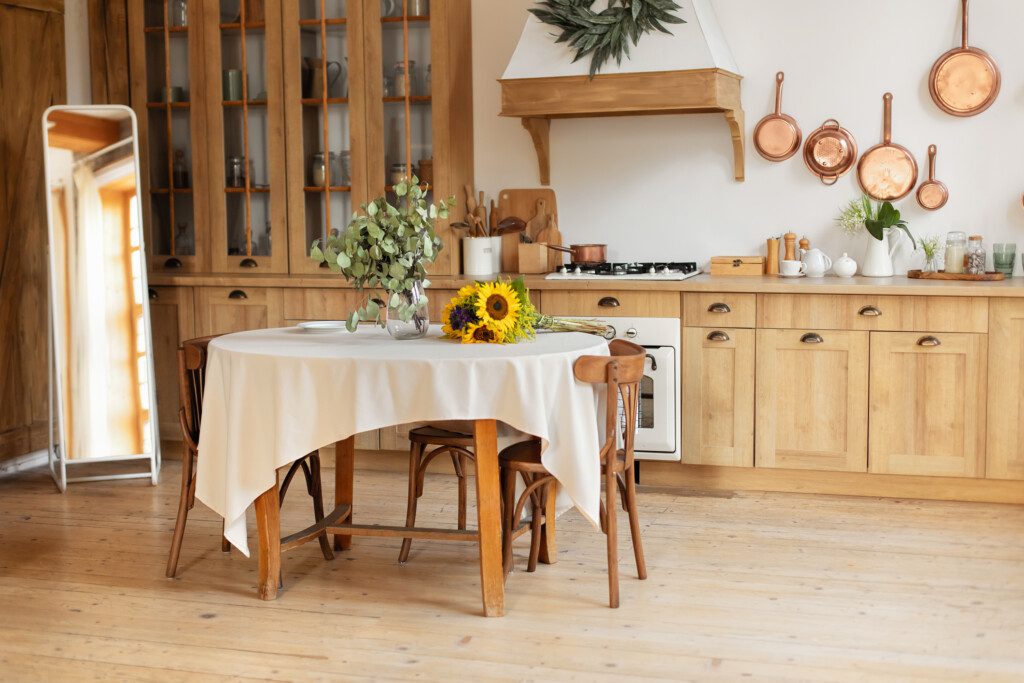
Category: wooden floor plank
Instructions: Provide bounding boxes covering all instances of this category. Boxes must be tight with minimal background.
[0,461,1021,681]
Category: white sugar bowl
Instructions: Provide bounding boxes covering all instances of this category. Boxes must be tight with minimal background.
[833,252,858,278]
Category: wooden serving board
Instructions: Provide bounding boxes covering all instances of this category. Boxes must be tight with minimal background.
[907,270,1006,281]
[495,188,559,272]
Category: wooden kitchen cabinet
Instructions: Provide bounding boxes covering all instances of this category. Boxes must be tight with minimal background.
[682,327,754,466]
[195,286,284,336]
[987,300,1024,480]
[755,329,869,472]
[148,286,195,440]
[869,332,987,478]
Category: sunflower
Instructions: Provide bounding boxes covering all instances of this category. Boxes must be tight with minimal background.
[456,284,478,300]
[474,281,521,334]
[462,320,501,344]
[440,301,455,337]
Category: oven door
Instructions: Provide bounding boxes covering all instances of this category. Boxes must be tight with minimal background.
[628,345,677,459]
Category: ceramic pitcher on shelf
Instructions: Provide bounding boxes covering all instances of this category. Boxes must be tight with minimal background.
[861,230,899,277]
[800,247,832,277]
[304,58,344,98]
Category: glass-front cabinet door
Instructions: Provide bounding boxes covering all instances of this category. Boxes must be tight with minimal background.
[203,0,289,272]
[282,0,369,274]
[129,0,209,273]
[365,0,472,276]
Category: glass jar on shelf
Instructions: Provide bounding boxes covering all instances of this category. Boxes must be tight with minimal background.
[171,0,188,27]
[392,60,417,98]
[226,156,247,188]
[944,231,966,274]
[966,235,986,275]
[425,64,431,96]
[174,222,194,255]
[172,149,189,188]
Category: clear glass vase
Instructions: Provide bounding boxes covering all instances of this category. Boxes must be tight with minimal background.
[385,281,430,340]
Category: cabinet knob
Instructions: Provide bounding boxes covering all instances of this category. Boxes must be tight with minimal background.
[707,302,732,314]
[706,330,730,342]
[800,332,824,344]
[164,257,182,269]
[917,335,941,347]
[240,258,258,268]
[858,305,882,317]
[598,296,620,308]
[228,289,248,300]
[148,288,158,301]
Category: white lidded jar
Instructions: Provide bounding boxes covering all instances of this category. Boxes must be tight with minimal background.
[833,252,857,278]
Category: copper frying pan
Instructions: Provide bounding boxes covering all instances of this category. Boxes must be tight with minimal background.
[858,93,918,201]
[929,0,1000,117]
[753,72,801,162]
[803,119,858,185]
[917,145,949,211]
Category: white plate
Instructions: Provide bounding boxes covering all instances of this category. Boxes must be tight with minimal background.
[297,321,348,333]
[778,272,806,278]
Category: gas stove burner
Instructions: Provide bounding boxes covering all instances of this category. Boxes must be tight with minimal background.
[559,261,699,276]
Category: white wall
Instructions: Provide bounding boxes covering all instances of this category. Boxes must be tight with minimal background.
[472,0,1024,271]
[64,0,91,105]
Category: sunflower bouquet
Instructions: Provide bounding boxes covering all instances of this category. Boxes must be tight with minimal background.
[441,277,608,344]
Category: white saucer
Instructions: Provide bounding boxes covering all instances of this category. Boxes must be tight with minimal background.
[778,272,806,278]
[297,321,348,333]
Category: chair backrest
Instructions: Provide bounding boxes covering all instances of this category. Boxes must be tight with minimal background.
[573,339,646,467]
[177,335,221,453]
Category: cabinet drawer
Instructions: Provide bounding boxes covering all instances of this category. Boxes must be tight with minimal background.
[195,287,283,336]
[758,294,987,332]
[683,293,756,328]
[283,288,369,321]
[542,290,679,317]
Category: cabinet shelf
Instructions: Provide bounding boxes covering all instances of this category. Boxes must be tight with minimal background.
[298,18,348,27]
[301,97,349,106]
[146,101,191,109]
[383,96,431,104]
[144,25,188,34]
[381,16,430,25]
[225,186,270,194]
[150,188,193,195]
[304,186,352,193]
[222,100,268,107]
[220,22,266,32]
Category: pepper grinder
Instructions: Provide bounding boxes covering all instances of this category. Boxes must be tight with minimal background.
[799,236,810,255]
[783,232,797,261]
[766,237,780,275]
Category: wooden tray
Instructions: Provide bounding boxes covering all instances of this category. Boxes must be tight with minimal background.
[907,270,1005,281]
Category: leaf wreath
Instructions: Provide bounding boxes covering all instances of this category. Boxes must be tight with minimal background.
[529,0,686,78]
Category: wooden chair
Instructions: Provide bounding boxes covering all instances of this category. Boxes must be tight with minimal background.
[398,426,476,563]
[166,335,333,578]
[498,339,648,608]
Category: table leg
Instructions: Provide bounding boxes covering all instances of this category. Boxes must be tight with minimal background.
[334,436,355,551]
[254,486,281,600]
[473,419,505,617]
[539,479,559,565]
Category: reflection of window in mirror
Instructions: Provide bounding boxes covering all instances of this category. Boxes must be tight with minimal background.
[46,110,153,460]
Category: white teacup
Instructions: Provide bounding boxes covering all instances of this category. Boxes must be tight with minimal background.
[780,259,805,277]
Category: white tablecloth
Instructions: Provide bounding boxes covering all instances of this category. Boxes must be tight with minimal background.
[195,325,608,556]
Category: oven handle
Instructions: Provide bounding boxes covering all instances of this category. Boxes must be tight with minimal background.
[645,353,658,371]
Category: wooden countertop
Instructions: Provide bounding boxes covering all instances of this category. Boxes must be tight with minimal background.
[147,272,1024,297]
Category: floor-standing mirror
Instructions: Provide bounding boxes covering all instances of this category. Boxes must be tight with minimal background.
[42,105,160,490]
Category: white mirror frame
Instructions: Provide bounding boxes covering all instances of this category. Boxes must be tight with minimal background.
[41,104,161,491]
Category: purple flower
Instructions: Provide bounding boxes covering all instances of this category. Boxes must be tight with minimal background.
[449,305,475,331]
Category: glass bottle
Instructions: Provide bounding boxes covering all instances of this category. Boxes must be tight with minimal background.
[171,0,188,27]
[393,60,416,98]
[172,149,189,188]
[174,222,194,255]
[425,64,432,97]
[226,156,246,188]
[966,235,986,275]
[310,152,327,187]
[944,231,966,274]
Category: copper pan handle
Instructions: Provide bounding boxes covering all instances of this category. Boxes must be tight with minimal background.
[821,174,839,186]
[928,144,937,180]
[882,92,893,144]
[962,0,969,48]
[539,243,573,254]
[774,72,784,115]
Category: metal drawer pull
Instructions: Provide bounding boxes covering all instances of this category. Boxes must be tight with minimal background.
[228,290,248,300]
[800,333,824,344]
[707,302,732,314]
[148,288,158,301]
[706,330,730,342]
[240,258,258,268]
[163,257,182,269]
[598,296,620,308]
[917,336,941,347]
[858,305,882,317]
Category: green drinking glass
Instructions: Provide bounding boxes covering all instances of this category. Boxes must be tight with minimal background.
[993,243,1016,277]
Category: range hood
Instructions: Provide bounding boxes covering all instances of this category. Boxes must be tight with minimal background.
[499,0,745,183]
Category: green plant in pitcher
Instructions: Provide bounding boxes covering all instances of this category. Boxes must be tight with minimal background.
[310,177,455,331]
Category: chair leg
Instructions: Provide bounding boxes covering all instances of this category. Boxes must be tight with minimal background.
[501,466,517,578]
[398,442,424,563]
[307,454,335,562]
[526,476,545,573]
[604,466,620,608]
[166,451,196,578]
[623,469,647,580]
[457,452,468,531]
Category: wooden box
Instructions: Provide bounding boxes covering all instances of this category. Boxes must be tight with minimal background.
[710,256,765,276]
[518,244,550,274]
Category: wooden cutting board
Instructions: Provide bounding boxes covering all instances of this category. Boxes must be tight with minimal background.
[495,189,559,272]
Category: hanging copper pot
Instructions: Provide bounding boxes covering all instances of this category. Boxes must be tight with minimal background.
[803,119,858,185]
[929,0,1001,117]
[917,145,949,211]
[858,92,918,201]
[753,72,802,162]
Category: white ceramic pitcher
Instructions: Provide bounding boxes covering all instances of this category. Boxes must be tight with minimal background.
[800,248,832,277]
[861,230,899,277]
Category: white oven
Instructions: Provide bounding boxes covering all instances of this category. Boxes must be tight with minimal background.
[591,317,680,462]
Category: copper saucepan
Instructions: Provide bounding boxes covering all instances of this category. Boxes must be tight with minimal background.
[929,0,1000,117]
[753,71,801,162]
[858,92,918,201]
[540,243,607,265]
